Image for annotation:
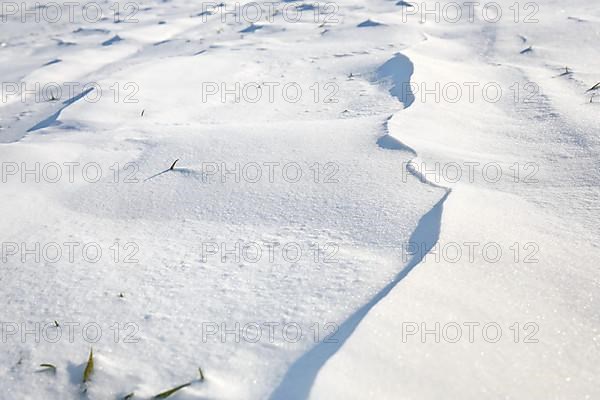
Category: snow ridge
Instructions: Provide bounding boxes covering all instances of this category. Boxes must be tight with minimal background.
[269,52,451,400]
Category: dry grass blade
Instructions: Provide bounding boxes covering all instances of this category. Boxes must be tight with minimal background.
[586,82,600,92]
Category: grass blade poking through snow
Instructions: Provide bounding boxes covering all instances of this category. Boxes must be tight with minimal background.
[144,159,181,181]
[586,82,600,92]
[152,367,205,399]
[39,364,57,373]
[152,382,192,399]
[83,348,94,383]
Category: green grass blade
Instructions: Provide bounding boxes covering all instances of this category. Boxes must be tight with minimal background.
[82,348,94,383]
[39,364,57,373]
[152,382,192,399]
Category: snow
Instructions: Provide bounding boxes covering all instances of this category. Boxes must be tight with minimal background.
[1,0,598,399]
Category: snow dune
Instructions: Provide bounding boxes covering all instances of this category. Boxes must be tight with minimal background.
[0,0,598,399]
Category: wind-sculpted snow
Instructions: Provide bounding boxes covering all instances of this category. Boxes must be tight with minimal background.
[270,50,450,399]
[27,88,95,132]
[1,0,599,399]
[307,1,600,399]
[374,53,416,108]
[0,1,444,398]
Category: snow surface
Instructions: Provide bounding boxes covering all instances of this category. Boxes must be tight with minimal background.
[0,0,598,399]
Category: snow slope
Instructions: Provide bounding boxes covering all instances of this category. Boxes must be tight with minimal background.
[0,0,598,399]
[309,1,600,400]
